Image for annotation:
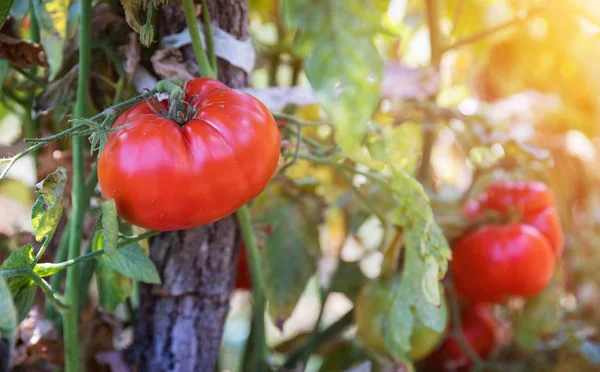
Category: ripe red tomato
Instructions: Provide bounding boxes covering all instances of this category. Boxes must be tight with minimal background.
[453,180,562,303]
[452,224,555,303]
[98,78,281,231]
[235,243,251,290]
[463,180,563,256]
[355,278,448,361]
[427,304,498,372]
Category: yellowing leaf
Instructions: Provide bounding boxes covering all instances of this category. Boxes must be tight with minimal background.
[286,0,384,163]
[33,0,69,79]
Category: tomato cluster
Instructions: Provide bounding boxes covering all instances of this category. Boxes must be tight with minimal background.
[452,181,563,303]
[98,78,281,231]
[419,180,563,369]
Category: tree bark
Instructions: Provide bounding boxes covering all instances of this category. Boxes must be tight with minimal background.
[129,1,249,371]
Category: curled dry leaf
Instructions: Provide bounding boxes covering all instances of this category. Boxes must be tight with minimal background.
[0,33,48,69]
[33,64,79,114]
[121,0,143,33]
[150,48,197,81]
[13,309,64,367]
[119,33,141,78]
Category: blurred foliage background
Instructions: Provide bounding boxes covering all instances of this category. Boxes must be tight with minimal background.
[4,0,600,371]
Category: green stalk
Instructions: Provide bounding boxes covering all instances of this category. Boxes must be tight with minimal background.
[78,228,98,310]
[237,205,267,372]
[63,0,91,369]
[182,0,216,79]
[200,0,217,71]
[417,0,443,187]
[45,227,69,329]
[25,0,41,142]
[284,290,330,368]
[284,309,354,367]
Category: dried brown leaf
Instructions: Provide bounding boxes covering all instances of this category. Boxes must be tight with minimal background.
[121,0,143,33]
[151,48,197,81]
[33,64,79,114]
[0,33,48,69]
[119,33,141,78]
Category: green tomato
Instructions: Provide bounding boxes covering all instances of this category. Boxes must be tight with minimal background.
[355,277,448,361]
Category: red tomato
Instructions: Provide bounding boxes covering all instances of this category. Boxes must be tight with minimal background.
[427,304,498,371]
[463,180,563,256]
[98,78,281,231]
[235,243,251,290]
[452,224,555,303]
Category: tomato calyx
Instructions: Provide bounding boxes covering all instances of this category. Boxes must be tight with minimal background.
[146,78,201,126]
[143,93,198,127]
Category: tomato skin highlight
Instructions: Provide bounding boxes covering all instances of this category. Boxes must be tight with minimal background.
[98,78,281,231]
[452,224,555,303]
[427,304,498,372]
[464,180,563,256]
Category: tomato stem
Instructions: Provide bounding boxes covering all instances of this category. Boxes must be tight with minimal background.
[182,0,217,79]
[447,278,485,366]
[284,309,354,367]
[236,205,268,371]
[200,0,217,71]
[63,0,92,368]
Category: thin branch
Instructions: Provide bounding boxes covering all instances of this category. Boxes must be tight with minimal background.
[297,152,386,184]
[444,7,546,52]
[449,0,466,38]
[200,0,217,70]
[32,273,70,312]
[447,279,485,366]
[273,112,331,127]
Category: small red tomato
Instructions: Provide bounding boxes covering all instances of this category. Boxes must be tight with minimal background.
[427,304,498,371]
[452,224,555,303]
[98,78,281,231]
[235,243,251,290]
[464,180,563,256]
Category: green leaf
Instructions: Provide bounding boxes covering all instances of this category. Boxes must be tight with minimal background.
[31,167,66,241]
[0,59,8,90]
[92,230,133,312]
[95,260,133,312]
[0,245,35,272]
[286,0,384,158]
[0,276,17,359]
[382,249,448,359]
[101,199,119,257]
[11,282,37,322]
[318,342,374,372]
[94,230,160,284]
[371,167,451,359]
[102,244,161,284]
[388,167,452,281]
[514,269,564,351]
[33,263,63,278]
[0,0,15,29]
[328,260,367,301]
[0,245,37,321]
[251,186,322,326]
[32,0,69,80]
